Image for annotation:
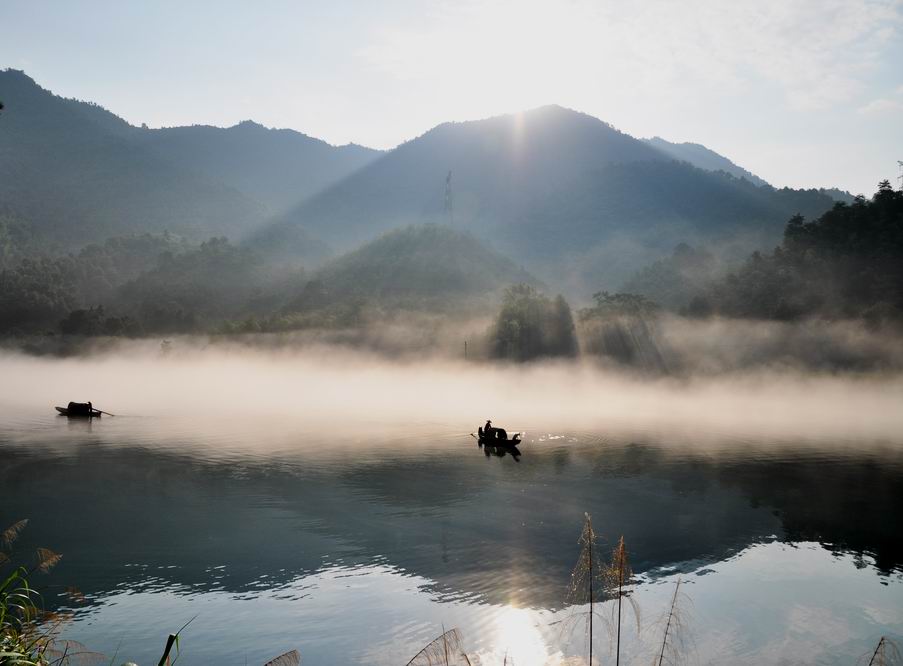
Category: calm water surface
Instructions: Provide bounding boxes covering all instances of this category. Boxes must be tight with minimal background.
[1,409,902,665]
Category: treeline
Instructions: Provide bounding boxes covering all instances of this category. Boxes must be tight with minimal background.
[2,185,900,352]
[0,234,185,335]
[695,181,903,322]
[0,234,301,336]
[0,225,534,338]
[489,183,903,367]
[622,182,903,323]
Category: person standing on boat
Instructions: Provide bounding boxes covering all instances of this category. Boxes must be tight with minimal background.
[484,419,493,438]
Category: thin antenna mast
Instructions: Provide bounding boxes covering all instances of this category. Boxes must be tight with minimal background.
[445,170,454,225]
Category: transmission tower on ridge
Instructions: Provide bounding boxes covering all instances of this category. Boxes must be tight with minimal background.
[444,170,454,225]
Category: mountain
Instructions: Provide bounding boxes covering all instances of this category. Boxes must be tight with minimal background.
[0,75,845,296]
[641,138,855,203]
[287,224,539,312]
[0,70,378,251]
[263,105,840,292]
[135,121,381,214]
[0,69,264,246]
[643,136,769,186]
[266,105,664,249]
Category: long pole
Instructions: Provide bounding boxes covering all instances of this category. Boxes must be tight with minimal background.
[657,579,681,666]
[589,519,593,666]
[868,637,885,666]
[616,562,622,666]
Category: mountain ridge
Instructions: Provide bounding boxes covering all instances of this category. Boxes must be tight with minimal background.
[0,72,846,294]
[643,136,770,187]
[0,69,380,248]
[261,104,840,291]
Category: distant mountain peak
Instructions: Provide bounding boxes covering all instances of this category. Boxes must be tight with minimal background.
[234,119,266,130]
[643,136,769,187]
[1,67,35,82]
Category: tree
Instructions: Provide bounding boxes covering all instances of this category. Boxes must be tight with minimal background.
[603,536,640,666]
[490,285,578,361]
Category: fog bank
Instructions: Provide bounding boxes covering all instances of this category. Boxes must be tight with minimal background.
[1,341,902,443]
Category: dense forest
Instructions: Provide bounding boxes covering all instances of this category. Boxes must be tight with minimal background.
[690,182,903,322]
[0,225,537,337]
[618,183,903,323]
[0,234,185,335]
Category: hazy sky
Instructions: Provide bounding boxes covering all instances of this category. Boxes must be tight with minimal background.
[2,0,901,194]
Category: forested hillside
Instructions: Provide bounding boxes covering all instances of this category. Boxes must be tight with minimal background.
[0,70,377,253]
[642,136,769,187]
[309,225,537,305]
[136,121,380,214]
[269,225,538,327]
[0,225,538,336]
[621,243,724,311]
[0,70,264,246]
[695,182,903,322]
[264,105,841,289]
[0,234,186,334]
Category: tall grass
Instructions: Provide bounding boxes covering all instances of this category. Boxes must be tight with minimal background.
[1,521,213,666]
[405,627,471,666]
[654,578,692,666]
[602,536,639,666]
[566,513,604,664]
[861,637,902,666]
[0,519,66,666]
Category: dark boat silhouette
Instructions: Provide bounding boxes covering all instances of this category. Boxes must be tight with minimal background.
[55,402,102,418]
[477,426,522,446]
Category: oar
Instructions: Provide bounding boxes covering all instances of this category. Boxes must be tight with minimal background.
[98,410,116,417]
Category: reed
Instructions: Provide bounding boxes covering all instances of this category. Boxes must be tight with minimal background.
[601,536,640,666]
[0,518,64,666]
[405,627,472,666]
[861,636,902,666]
[654,578,692,666]
[565,513,605,664]
[156,615,197,666]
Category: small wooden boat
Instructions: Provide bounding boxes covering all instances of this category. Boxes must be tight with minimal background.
[55,402,102,418]
[477,426,521,446]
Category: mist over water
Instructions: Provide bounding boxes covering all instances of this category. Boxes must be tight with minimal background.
[2,339,902,441]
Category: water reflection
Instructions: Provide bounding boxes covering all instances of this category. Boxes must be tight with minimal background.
[1,412,902,664]
[46,546,903,665]
[478,440,523,461]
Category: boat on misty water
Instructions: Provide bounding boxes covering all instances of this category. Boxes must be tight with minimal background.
[55,402,103,418]
[477,425,522,446]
